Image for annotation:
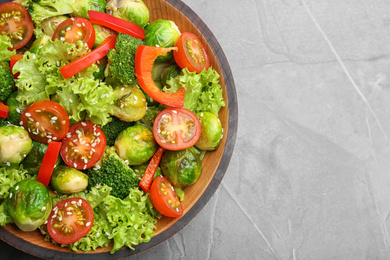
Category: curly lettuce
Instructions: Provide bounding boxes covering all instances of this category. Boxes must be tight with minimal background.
[0,35,16,63]
[165,67,225,115]
[0,165,32,201]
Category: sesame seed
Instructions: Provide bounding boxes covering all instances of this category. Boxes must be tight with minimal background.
[52,214,57,219]
[19,121,23,125]
[9,192,12,198]
[41,206,46,211]
[15,186,19,190]
[74,163,78,168]
[86,222,91,226]
[83,165,87,170]
[25,112,31,117]
[69,99,73,103]
[16,108,20,113]
[81,122,86,126]
[67,211,72,215]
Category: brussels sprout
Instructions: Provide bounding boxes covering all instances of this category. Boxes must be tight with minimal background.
[161,64,181,86]
[152,62,172,81]
[29,34,52,54]
[160,147,202,187]
[106,0,150,28]
[93,24,117,49]
[93,56,108,80]
[115,125,158,165]
[5,92,26,125]
[144,19,181,63]
[22,141,61,175]
[6,179,52,231]
[72,0,106,18]
[112,85,147,122]
[0,126,32,166]
[41,15,69,37]
[51,166,88,194]
[195,112,223,151]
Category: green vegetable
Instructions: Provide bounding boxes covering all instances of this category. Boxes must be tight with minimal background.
[0,126,32,166]
[144,19,181,62]
[0,66,15,102]
[22,140,60,175]
[136,104,165,131]
[195,112,223,151]
[160,147,203,188]
[5,92,26,126]
[161,63,181,86]
[107,33,145,86]
[85,147,140,199]
[71,0,106,18]
[165,67,225,116]
[112,85,147,122]
[101,116,133,147]
[29,34,51,55]
[92,24,116,49]
[6,179,52,231]
[115,125,158,165]
[106,0,150,28]
[51,166,88,194]
[131,161,162,180]
[0,35,16,63]
[27,0,73,27]
[0,165,32,201]
[152,61,172,81]
[0,119,8,127]
[41,15,69,37]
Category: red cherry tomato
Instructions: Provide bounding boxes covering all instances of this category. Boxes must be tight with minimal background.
[52,17,96,49]
[47,197,94,244]
[0,2,33,50]
[60,35,116,79]
[19,101,70,144]
[37,141,62,187]
[174,32,210,73]
[150,176,183,218]
[60,121,106,170]
[153,107,201,151]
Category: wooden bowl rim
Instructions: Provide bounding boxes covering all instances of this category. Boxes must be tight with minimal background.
[0,0,238,258]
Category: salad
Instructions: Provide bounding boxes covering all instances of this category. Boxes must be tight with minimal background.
[0,0,225,254]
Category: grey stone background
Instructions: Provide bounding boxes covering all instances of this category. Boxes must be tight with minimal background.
[4,0,390,259]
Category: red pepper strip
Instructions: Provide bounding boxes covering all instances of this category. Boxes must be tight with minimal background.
[10,54,23,79]
[88,10,144,40]
[37,141,62,187]
[135,45,185,108]
[60,36,116,79]
[139,147,164,192]
[0,103,9,118]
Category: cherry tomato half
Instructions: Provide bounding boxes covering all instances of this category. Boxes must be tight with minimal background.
[0,2,33,50]
[174,32,210,73]
[19,101,70,144]
[52,17,95,49]
[47,197,94,244]
[150,176,183,218]
[153,107,201,151]
[60,121,106,170]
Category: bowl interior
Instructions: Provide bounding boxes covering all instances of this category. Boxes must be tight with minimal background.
[0,0,233,257]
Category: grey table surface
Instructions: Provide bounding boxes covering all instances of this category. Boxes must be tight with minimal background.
[3,0,390,259]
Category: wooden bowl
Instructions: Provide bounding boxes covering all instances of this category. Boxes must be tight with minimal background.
[0,0,238,258]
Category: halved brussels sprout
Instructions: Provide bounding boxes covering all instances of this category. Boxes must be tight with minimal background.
[41,15,69,37]
[195,112,223,151]
[6,179,52,231]
[115,125,158,165]
[144,19,181,62]
[0,126,32,166]
[51,166,88,194]
[106,0,150,28]
[112,85,147,122]
[72,0,106,18]
[29,34,52,54]
[161,64,181,86]
[93,24,117,49]
[160,147,202,188]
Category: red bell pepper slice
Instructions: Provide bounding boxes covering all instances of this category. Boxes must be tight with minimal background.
[139,147,164,192]
[37,141,62,187]
[60,35,116,79]
[88,10,144,40]
[10,54,23,79]
[0,102,9,118]
[135,45,185,108]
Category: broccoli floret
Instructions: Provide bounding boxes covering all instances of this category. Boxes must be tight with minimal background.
[101,116,134,146]
[136,104,165,131]
[107,33,145,85]
[28,0,73,27]
[0,67,15,102]
[0,119,8,127]
[85,147,140,199]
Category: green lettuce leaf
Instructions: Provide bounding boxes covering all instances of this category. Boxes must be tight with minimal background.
[165,67,225,115]
[0,35,16,63]
[0,165,32,201]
